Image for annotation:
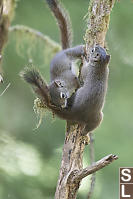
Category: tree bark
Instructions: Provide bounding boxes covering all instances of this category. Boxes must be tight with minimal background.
[55,0,116,199]
[55,124,86,199]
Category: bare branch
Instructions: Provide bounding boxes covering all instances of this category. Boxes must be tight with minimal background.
[87,133,96,199]
[72,154,118,182]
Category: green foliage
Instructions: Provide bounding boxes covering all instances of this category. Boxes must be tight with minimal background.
[0,0,133,199]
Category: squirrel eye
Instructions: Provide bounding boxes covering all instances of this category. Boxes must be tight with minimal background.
[91,49,94,53]
[97,53,99,56]
[60,92,66,98]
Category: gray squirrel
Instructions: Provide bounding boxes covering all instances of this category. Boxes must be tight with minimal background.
[49,45,110,132]
[20,0,110,133]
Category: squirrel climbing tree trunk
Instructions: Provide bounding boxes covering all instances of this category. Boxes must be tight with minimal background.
[55,0,117,198]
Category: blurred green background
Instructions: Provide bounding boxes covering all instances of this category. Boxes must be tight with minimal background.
[0,0,133,198]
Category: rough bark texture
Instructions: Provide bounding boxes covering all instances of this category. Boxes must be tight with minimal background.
[55,124,88,199]
[85,0,115,50]
[55,0,116,199]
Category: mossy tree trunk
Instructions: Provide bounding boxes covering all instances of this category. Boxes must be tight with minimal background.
[55,0,116,199]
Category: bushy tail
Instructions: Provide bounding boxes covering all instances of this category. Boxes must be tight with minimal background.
[20,67,50,105]
[46,0,72,49]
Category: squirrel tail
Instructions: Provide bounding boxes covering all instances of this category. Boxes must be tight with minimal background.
[20,67,50,106]
[46,0,73,49]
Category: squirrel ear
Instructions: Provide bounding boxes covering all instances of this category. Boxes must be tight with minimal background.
[54,80,62,87]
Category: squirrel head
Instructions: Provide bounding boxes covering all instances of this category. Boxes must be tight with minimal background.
[49,80,69,108]
[89,44,110,66]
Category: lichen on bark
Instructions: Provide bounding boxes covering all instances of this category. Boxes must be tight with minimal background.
[84,0,115,51]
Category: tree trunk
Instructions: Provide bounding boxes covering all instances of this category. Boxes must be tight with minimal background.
[55,0,116,198]
[55,124,87,199]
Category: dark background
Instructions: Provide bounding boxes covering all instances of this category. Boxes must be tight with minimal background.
[0,0,133,198]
